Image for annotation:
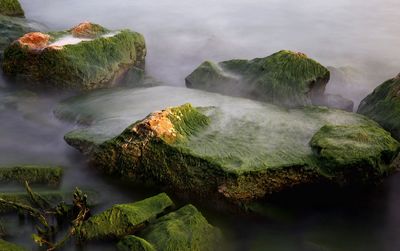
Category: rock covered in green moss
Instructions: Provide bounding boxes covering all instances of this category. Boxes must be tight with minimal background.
[0,15,40,57]
[117,235,156,251]
[56,86,399,203]
[0,191,65,213]
[310,124,399,184]
[0,165,63,186]
[2,22,146,90]
[118,204,221,251]
[186,50,331,108]
[0,0,24,17]
[357,74,400,140]
[0,239,26,251]
[0,189,99,213]
[76,193,174,241]
[139,204,221,251]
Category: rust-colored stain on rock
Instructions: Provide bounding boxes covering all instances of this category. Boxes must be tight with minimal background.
[71,22,95,38]
[132,109,178,144]
[18,32,50,50]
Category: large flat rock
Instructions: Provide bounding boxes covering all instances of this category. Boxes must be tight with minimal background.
[56,86,400,203]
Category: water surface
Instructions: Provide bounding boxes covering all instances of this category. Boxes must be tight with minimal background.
[1,0,400,250]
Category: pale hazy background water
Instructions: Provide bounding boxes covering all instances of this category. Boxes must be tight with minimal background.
[21,0,400,104]
[1,0,400,250]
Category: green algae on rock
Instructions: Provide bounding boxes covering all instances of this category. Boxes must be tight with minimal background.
[357,74,400,140]
[0,191,66,213]
[2,22,146,90]
[0,239,26,251]
[0,189,99,214]
[0,0,24,17]
[117,235,156,251]
[56,86,400,203]
[118,204,221,251]
[0,15,40,57]
[185,50,330,108]
[310,124,400,184]
[76,193,174,241]
[0,165,63,186]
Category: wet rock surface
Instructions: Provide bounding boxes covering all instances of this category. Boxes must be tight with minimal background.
[1,22,146,90]
[0,0,24,17]
[56,86,400,204]
[358,74,400,141]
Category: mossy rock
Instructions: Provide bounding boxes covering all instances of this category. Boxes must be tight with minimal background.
[357,74,400,140]
[76,193,174,241]
[117,235,156,251]
[0,189,99,214]
[0,165,63,186]
[0,191,65,213]
[118,204,221,251]
[0,15,40,57]
[0,0,24,17]
[313,94,354,112]
[56,86,400,204]
[0,239,26,251]
[186,50,330,108]
[310,124,399,184]
[2,22,146,90]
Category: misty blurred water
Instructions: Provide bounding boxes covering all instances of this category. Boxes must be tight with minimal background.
[0,0,399,250]
[21,0,400,104]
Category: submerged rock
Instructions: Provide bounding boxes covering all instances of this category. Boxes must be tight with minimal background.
[56,86,400,203]
[76,193,174,241]
[0,0,24,17]
[0,191,66,213]
[186,50,330,108]
[0,165,63,186]
[118,204,222,251]
[358,74,400,140]
[0,189,99,213]
[0,239,26,251]
[313,94,354,112]
[2,22,146,90]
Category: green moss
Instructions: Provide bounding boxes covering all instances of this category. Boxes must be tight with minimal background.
[0,189,99,214]
[357,75,400,140]
[58,86,400,203]
[168,103,210,140]
[76,193,174,241]
[186,50,330,108]
[0,15,34,56]
[117,235,156,251]
[310,124,400,183]
[0,0,24,17]
[136,204,221,251]
[0,191,65,213]
[0,239,26,251]
[0,165,63,186]
[2,24,146,90]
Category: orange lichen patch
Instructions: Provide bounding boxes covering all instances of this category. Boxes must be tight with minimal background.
[71,22,95,38]
[18,32,50,50]
[132,108,179,144]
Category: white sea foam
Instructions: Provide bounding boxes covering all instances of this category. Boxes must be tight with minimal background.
[49,32,119,47]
